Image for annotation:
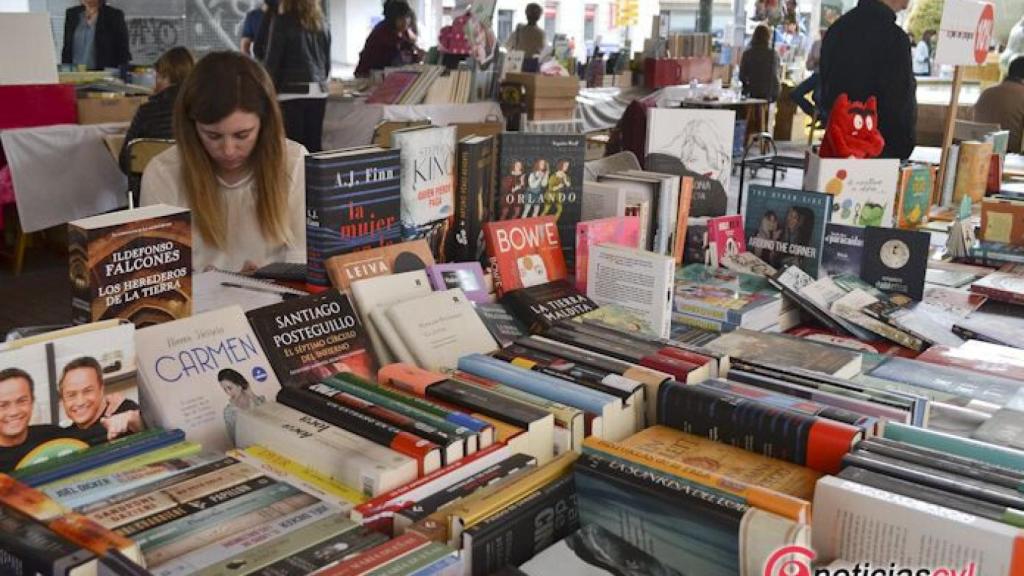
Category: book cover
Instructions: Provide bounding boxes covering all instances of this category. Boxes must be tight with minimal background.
[821,223,866,277]
[323,239,434,292]
[246,290,373,385]
[587,244,675,338]
[475,302,529,348]
[519,524,682,576]
[895,164,934,229]
[981,198,1024,246]
[385,289,499,371]
[348,270,433,367]
[867,356,1024,409]
[645,108,734,217]
[425,262,489,303]
[916,341,1024,381]
[704,329,862,379]
[483,216,568,296]
[0,323,145,473]
[574,216,642,294]
[449,135,497,263]
[500,281,599,335]
[953,140,994,205]
[618,170,682,257]
[366,70,420,104]
[706,214,745,267]
[68,204,191,327]
[682,218,710,265]
[496,132,585,269]
[673,264,782,328]
[594,176,657,251]
[861,227,930,300]
[0,506,97,575]
[305,147,402,290]
[743,185,832,278]
[390,126,457,255]
[803,155,900,227]
[135,306,282,452]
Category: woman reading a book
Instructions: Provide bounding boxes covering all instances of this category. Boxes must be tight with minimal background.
[141,51,306,273]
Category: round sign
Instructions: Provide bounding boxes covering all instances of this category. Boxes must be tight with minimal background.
[974,3,995,65]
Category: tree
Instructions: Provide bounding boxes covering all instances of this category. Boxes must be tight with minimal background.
[907,0,943,40]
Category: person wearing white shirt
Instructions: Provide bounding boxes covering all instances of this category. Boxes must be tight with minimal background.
[142,51,306,273]
[913,30,935,76]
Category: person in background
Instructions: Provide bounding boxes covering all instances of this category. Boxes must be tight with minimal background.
[789,32,823,123]
[740,24,781,102]
[354,0,423,77]
[819,0,917,160]
[252,0,279,61]
[240,5,263,57]
[141,51,306,273]
[263,0,331,152]
[505,3,547,59]
[974,57,1024,154]
[119,47,195,184]
[61,0,131,71]
[913,30,935,76]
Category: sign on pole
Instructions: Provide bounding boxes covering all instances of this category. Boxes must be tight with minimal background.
[935,0,996,66]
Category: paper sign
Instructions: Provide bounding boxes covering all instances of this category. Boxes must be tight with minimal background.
[0,13,58,85]
[935,0,995,66]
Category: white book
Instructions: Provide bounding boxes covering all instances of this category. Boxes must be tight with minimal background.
[349,270,433,366]
[235,401,417,498]
[586,244,675,339]
[369,306,417,364]
[385,289,498,371]
[803,153,901,227]
[390,126,456,227]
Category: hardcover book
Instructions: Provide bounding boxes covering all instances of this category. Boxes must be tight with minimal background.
[425,262,489,303]
[821,223,865,277]
[501,280,599,335]
[484,216,568,296]
[246,289,373,385]
[574,216,642,294]
[861,227,930,300]
[475,302,530,348]
[323,239,434,292]
[895,164,934,229]
[135,305,282,452]
[68,204,191,327]
[587,244,675,338]
[390,126,457,258]
[743,185,832,278]
[673,264,783,330]
[706,214,745,267]
[449,135,496,263]
[305,146,402,291]
[803,154,900,227]
[384,289,499,371]
[496,132,585,269]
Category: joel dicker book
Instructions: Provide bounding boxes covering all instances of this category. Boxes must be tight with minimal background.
[744,185,832,279]
[497,133,585,270]
[246,289,374,385]
[68,204,191,327]
[305,146,402,291]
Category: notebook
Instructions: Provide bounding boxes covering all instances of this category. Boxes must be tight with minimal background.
[192,270,306,313]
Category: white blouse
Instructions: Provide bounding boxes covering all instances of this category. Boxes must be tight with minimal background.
[141,139,307,273]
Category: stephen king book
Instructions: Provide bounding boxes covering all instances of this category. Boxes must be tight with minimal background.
[449,135,497,264]
[390,126,457,260]
[484,216,568,297]
[305,146,402,291]
[496,132,584,269]
[246,290,374,385]
[743,185,832,278]
[68,204,191,327]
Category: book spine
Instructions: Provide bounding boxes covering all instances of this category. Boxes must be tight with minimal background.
[0,511,95,576]
[315,532,430,576]
[371,542,452,576]
[882,422,1024,472]
[971,283,1024,306]
[45,454,209,510]
[278,386,440,476]
[68,224,94,325]
[424,380,546,431]
[250,525,389,576]
[450,141,474,263]
[46,512,141,566]
[12,428,167,482]
[230,447,365,509]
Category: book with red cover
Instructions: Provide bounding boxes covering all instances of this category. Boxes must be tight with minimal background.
[969,264,1024,305]
[484,216,568,297]
[365,70,421,104]
[706,214,746,266]
[574,216,642,294]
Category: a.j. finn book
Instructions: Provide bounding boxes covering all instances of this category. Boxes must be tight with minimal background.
[305,146,402,291]
[68,204,191,327]
[496,132,585,269]
[135,305,282,452]
[246,289,374,385]
[484,216,568,297]
[743,185,832,278]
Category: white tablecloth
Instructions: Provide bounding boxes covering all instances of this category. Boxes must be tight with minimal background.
[323,98,504,150]
[2,122,127,233]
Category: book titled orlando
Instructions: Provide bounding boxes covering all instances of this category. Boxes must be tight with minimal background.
[496,132,584,269]
[68,204,191,327]
[246,289,374,385]
[743,185,832,278]
[305,146,402,291]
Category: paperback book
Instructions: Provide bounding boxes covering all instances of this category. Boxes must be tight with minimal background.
[449,135,497,263]
[743,185,832,278]
[323,239,435,292]
[484,216,568,296]
[574,216,642,294]
[390,126,457,259]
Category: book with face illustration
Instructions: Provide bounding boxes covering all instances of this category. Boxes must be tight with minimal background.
[743,186,832,279]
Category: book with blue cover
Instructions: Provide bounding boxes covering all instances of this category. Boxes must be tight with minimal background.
[744,185,832,278]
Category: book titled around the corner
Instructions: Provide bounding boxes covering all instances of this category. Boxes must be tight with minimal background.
[68,204,191,327]
[484,216,568,297]
[246,289,374,385]
[135,306,282,452]
[744,186,832,279]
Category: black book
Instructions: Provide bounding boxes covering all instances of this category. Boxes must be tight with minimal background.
[98,551,153,576]
[0,506,96,576]
[855,437,1024,490]
[496,133,585,269]
[463,472,578,575]
[305,147,402,290]
[424,379,553,431]
[490,348,638,402]
[821,223,866,278]
[475,302,529,348]
[449,135,497,264]
[500,281,598,334]
[246,289,374,385]
[542,325,650,364]
[252,525,389,576]
[860,227,930,300]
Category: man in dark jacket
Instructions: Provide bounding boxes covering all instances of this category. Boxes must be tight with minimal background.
[61,0,131,71]
[819,0,917,159]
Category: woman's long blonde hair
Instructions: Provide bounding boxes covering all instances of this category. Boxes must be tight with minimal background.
[282,0,325,32]
[173,51,291,250]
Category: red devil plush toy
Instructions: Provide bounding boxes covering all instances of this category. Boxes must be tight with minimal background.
[819,94,886,159]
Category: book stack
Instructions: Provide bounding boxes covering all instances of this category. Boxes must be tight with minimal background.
[366,65,445,105]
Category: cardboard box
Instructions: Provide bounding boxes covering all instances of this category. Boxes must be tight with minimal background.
[643,57,713,89]
[528,96,578,111]
[76,95,147,125]
[504,73,580,98]
[528,107,576,121]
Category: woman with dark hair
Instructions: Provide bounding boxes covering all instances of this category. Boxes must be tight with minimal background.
[61,0,131,71]
[740,25,780,102]
[217,368,265,445]
[505,3,547,59]
[141,51,306,273]
[913,30,936,76]
[264,0,331,152]
[354,0,423,77]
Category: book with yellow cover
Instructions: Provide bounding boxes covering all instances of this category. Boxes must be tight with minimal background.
[584,433,813,522]
[233,445,367,508]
